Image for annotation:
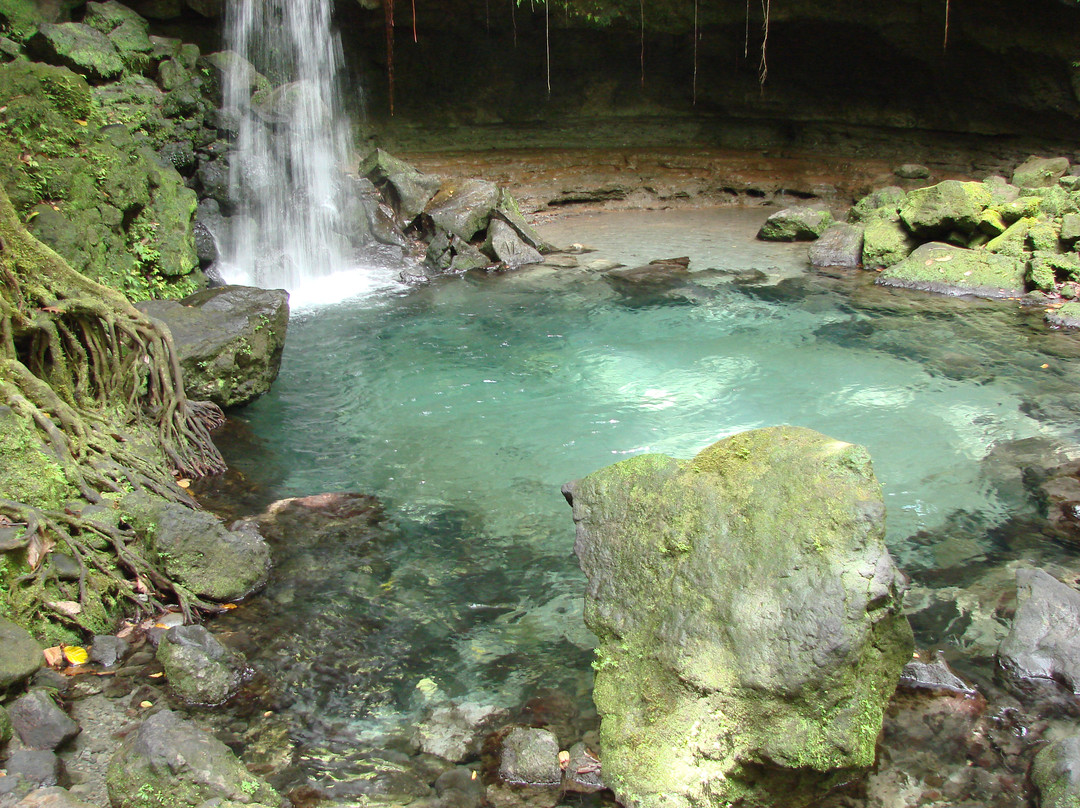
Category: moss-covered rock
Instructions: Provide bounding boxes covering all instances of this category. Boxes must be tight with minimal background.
[84,1,153,74]
[849,185,906,224]
[1030,250,1080,289]
[757,205,833,241]
[1032,734,1080,808]
[861,219,915,269]
[898,180,991,238]
[564,426,913,808]
[106,709,278,808]
[0,0,44,42]
[877,242,1027,299]
[0,405,76,512]
[29,22,125,83]
[156,624,243,705]
[985,216,1035,258]
[1047,301,1080,329]
[1012,155,1070,190]
[0,617,44,690]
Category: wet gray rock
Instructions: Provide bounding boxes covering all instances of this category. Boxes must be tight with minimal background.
[562,742,604,793]
[192,220,217,265]
[88,635,129,669]
[121,494,270,602]
[1032,733,1080,808]
[0,618,44,691]
[1036,460,1080,540]
[564,425,913,808]
[757,205,833,241]
[498,727,561,786]
[999,568,1080,692]
[895,163,930,180]
[492,190,554,253]
[137,285,289,408]
[427,179,500,241]
[4,750,63,792]
[809,222,864,268]
[8,690,80,751]
[484,218,542,268]
[12,786,95,808]
[156,625,244,706]
[1012,155,1071,189]
[359,148,442,224]
[105,709,278,808]
[415,702,507,763]
[899,652,977,695]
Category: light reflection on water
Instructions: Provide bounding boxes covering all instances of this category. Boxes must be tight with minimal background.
[210,207,1080,800]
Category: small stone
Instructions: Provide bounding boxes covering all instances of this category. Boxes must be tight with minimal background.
[757,206,833,241]
[808,223,864,268]
[894,163,930,180]
[498,727,561,786]
[562,742,604,793]
[13,785,96,808]
[8,689,80,751]
[899,652,977,695]
[89,635,130,668]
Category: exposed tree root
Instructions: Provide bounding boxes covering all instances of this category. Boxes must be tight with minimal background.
[0,185,227,636]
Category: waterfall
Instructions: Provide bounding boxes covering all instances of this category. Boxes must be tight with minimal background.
[221,0,355,291]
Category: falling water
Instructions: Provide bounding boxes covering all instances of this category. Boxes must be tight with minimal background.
[221,0,354,291]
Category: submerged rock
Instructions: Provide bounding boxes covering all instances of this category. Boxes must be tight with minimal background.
[415,702,507,763]
[564,425,913,808]
[105,709,278,808]
[756,205,833,241]
[498,727,561,786]
[877,242,1026,299]
[1032,733,1080,808]
[137,285,289,409]
[998,568,1080,692]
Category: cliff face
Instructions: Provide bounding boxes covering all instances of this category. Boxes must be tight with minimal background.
[80,0,1080,160]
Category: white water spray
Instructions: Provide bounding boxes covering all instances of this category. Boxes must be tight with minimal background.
[221,0,361,295]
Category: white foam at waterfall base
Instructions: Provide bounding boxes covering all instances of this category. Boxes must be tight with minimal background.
[218,259,407,310]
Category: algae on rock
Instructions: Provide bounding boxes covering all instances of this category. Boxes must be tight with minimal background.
[564,426,913,808]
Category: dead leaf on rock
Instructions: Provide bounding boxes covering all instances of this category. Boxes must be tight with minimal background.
[48,600,82,618]
[43,646,66,668]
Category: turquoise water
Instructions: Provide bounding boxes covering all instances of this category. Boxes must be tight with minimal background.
[208,208,1080,797]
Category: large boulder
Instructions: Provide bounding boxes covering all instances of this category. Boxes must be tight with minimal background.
[7,689,79,750]
[156,624,245,705]
[28,22,125,83]
[137,285,289,408]
[861,219,915,269]
[898,180,992,237]
[105,709,278,808]
[756,206,833,241]
[414,702,508,763]
[1011,155,1071,189]
[563,426,913,808]
[998,568,1080,692]
[426,178,500,241]
[121,494,270,602]
[877,242,1027,299]
[0,617,44,691]
[498,727,561,786]
[359,148,442,224]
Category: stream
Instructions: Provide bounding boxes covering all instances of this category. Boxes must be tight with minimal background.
[199,207,1080,806]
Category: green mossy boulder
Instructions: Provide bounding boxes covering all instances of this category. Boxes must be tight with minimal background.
[985,217,1035,258]
[1012,155,1070,190]
[156,624,243,705]
[0,0,43,42]
[1030,251,1080,290]
[862,219,915,269]
[757,205,833,241]
[29,22,125,83]
[1061,213,1080,244]
[849,185,906,224]
[1047,301,1080,329]
[564,426,913,808]
[898,180,991,238]
[0,405,76,511]
[878,242,1027,299]
[106,709,278,808]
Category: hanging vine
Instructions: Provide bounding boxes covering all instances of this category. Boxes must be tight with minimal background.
[639,0,645,88]
[759,0,770,87]
[692,0,698,104]
[943,0,950,50]
[385,0,396,114]
[545,0,551,98]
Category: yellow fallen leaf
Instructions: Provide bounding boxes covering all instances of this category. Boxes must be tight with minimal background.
[75,119,88,126]
[558,750,570,770]
[149,671,165,678]
[1042,363,1050,369]
[63,646,89,666]
[220,603,238,610]
[139,700,153,709]
[177,478,191,489]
